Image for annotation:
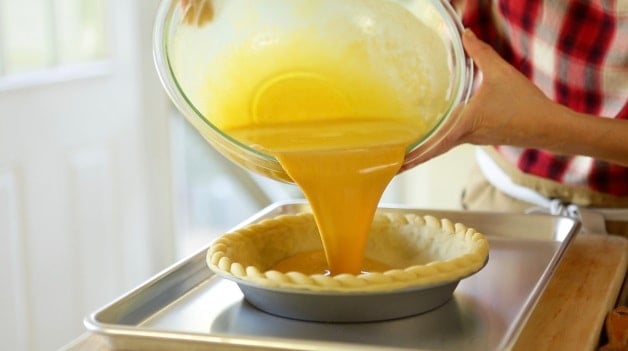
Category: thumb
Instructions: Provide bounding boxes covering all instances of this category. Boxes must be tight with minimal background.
[462,30,504,75]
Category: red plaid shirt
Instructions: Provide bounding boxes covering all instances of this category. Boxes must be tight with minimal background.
[454,0,628,197]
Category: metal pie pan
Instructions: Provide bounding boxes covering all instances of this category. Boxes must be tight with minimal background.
[236,280,460,323]
[223,258,487,323]
[208,211,491,323]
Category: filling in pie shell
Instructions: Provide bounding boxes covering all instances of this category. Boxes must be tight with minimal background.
[207,212,489,292]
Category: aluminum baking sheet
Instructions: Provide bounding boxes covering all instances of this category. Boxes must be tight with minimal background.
[85,200,580,351]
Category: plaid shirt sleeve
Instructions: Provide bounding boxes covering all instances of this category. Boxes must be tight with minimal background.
[454,0,628,197]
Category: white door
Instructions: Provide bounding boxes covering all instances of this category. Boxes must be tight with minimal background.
[0,1,174,350]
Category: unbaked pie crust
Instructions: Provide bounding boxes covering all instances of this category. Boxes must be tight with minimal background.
[207,212,489,292]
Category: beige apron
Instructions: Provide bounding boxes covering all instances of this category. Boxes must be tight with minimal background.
[461,147,628,237]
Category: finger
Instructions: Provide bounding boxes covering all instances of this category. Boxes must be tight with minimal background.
[462,30,504,75]
[182,1,195,24]
[197,0,214,25]
[182,0,213,26]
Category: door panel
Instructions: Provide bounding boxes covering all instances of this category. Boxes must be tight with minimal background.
[69,147,122,314]
[0,168,29,351]
[0,1,174,350]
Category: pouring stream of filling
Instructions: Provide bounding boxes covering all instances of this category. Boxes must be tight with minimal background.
[175,1,450,274]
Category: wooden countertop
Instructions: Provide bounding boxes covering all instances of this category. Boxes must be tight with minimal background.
[63,233,628,351]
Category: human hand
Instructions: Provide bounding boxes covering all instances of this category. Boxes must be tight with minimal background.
[181,0,213,26]
[401,30,559,171]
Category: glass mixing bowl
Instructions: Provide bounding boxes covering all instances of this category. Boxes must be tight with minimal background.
[154,0,473,182]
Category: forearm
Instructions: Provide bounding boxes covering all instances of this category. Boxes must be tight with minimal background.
[466,98,628,167]
[536,105,628,167]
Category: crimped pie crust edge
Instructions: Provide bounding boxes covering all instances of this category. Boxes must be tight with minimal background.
[207,212,489,292]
